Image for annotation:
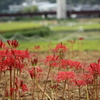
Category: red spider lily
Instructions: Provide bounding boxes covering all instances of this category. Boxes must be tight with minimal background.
[4,56,15,63]
[0,53,26,72]
[2,56,15,71]
[0,49,9,57]
[21,84,28,92]
[50,61,59,67]
[5,89,9,97]
[50,84,58,89]
[81,73,93,85]
[11,49,29,58]
[53,43,68,52]
[0,48,30,73]
[27,66,42,79]
[15,77,20,89]
[31,57,38,65]
[0,59,8,72]
[0,39,5,48]
[79,37,84,40]
[68,40,75,43]
[45,55,59,62]
[34,46,41,50]
[61,59,83,70]
[98,58,100,63]
[88,63,100,75]
[0,49,29,59]
[44,55,59,67]
[5,88,17,97]
[72,61,83,70]
[7,40,19,48]
[73,79,86,87]
[10,88,17,96]
[61,59,72,68]
[15,77,28,92]
[56,71,76,82]
[3,56,21,70]
[7,40,12,45]
[14,59,24,71]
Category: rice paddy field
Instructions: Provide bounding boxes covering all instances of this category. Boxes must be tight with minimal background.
[0,18,100,51]
[0,22,41,32]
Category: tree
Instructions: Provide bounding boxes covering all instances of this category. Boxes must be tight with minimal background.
[19,6,38,13]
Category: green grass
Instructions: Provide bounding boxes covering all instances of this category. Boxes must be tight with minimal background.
[0,22,51,38]
[18,40,100,51]
[45,31,100,41]
[82,40,100,50]
[18,41,57,51]
[0,18,100,33]
[51,23,100,31]
[0,21,41,32]
[0,20,99,34]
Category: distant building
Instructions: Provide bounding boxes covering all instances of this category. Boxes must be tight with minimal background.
[9,4,25,13]
[73,4,100,11]
[8,0,100,18]
[9,0,50,13]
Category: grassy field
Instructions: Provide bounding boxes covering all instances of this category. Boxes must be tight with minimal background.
[51,23,100,31]
[18,40,100,51]
[0,21,50,38]
[0,21,41,32]
[0,18,100,33]
[0,18,100,51]
[46,31,100,40]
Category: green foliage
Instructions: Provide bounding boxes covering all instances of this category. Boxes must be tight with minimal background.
[1,26,51,38]
[15,16,44,21]
[19,6,38,13]
[0,21,51,38]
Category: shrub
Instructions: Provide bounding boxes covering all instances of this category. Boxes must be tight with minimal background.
[1,26,51,38]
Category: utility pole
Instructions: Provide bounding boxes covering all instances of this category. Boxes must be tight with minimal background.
[56,0,67,19]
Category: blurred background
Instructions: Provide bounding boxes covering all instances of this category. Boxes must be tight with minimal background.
[0,0,100,50]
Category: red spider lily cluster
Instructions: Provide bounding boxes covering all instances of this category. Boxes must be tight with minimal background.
[0,39,100,100]
[61,59,83,69]
[56,71,75,82]
[7,40,19,48]
[0,39,5,48]
[53,42,68,52]
[28,66,42,79]
[0,39,43,100]
[79,37,84,40]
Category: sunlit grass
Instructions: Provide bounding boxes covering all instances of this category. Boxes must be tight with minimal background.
[0,21,41,32]
[18,40,100,51]
[52,23,100,31]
